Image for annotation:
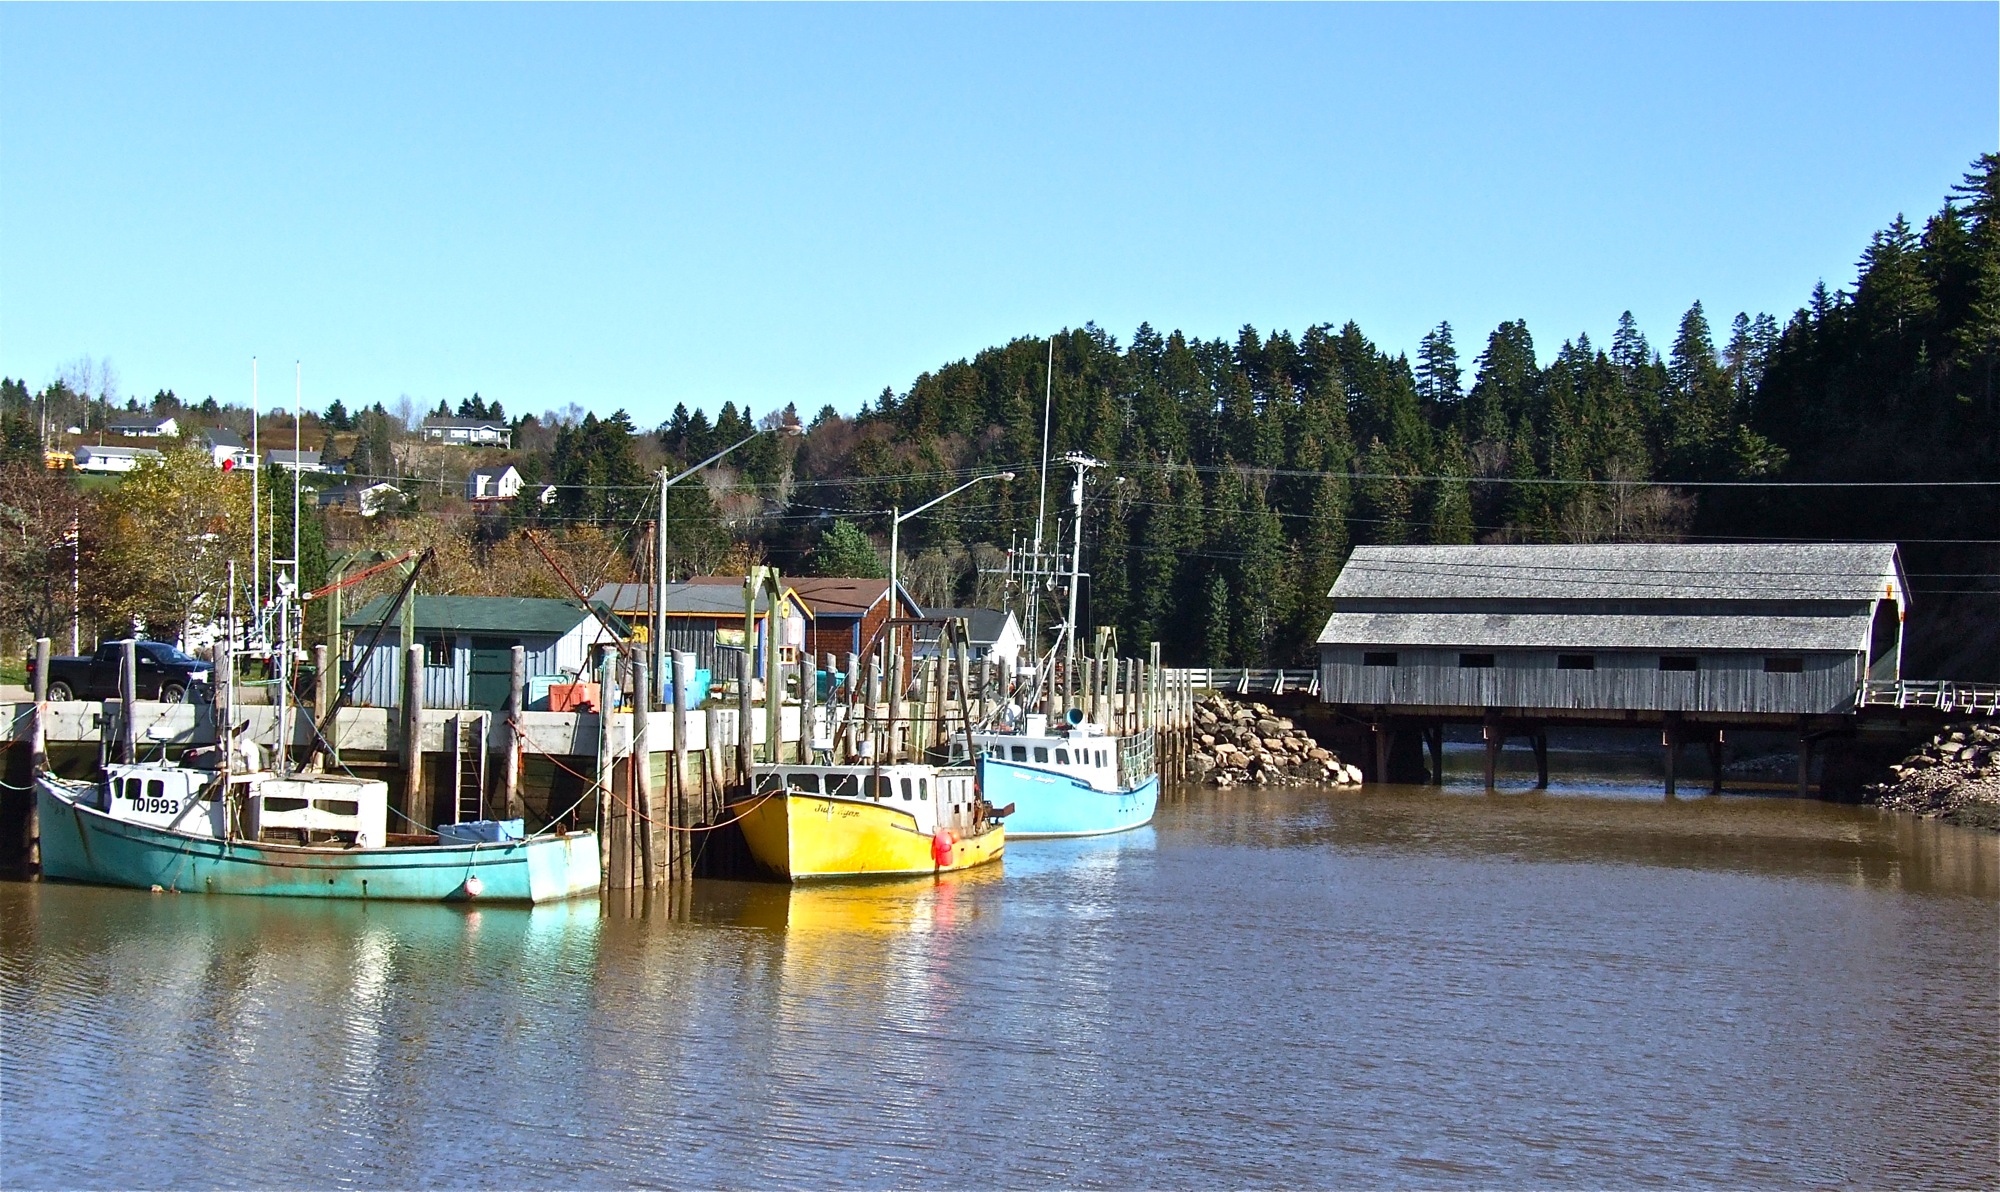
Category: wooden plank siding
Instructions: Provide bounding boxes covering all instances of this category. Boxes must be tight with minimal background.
[1320,646,1862,715]
[347,634,568,709]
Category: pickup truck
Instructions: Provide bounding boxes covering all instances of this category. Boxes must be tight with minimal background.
[30,640,213,703]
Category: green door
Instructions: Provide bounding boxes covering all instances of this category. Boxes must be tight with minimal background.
[468,637,515,710]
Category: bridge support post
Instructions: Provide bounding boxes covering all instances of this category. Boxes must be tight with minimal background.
[1481,715,1500,792]
[1532,730,1549,790]
[1371,723,1391,786]
[1797,718,1813,798]
[1662,714,1681,797]
[1707,730,1724,796]
[1425,724,1445,786]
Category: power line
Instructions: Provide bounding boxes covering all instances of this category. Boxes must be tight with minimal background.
[1108,458,2000,489]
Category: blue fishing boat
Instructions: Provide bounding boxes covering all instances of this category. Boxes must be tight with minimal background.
[36,764,600,903]
[973,714,1158,838]
[968,451,1159,838]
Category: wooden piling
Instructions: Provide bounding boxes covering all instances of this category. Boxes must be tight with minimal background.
[843,652,860,762]
[1706,731,1724,796]
[736,650,754,780]
[633,656,656,888]
[402,642,426,826]
[799,654,815,764]
[502,645,524,820]
[671,650,692,877]
[29,638,48,774]
[119,639,138,765]
[1532,730,1550,790]
[596,650,617,881]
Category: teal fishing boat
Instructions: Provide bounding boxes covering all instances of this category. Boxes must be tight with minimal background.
[37,764,600,904]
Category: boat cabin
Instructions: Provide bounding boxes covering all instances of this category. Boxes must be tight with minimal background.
[753,763,981,836]
[971,715,1155,794]
[248,776,388,848]
[100,763,230,838]
[94,763,389,848]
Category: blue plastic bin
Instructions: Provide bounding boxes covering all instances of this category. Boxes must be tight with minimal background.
[437,819,525,845]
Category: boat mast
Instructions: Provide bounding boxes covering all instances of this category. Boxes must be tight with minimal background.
[219,561,233,788]
[1060,453,1099,683]
[250,358,259,617]
[1028,335,1054,661]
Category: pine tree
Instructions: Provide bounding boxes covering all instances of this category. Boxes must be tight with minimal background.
[1201,572,1230,667]
[1425,430,1475,545]
[1416,321,1463,410]
[811,520,882,578]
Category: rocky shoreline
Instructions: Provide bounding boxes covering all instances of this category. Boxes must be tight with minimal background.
[1187,695,1362,788]
[1865,721,2000,831]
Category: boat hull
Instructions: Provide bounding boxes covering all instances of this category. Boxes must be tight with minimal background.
[732,791,1004,881]
[37,780,600,904]
[979,756,1158,838]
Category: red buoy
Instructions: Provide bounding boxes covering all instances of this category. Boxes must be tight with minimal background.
[930,827,954,868]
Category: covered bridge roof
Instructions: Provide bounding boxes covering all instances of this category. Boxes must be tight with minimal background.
[1318,543,1904,654]
[1328,544,1905,605]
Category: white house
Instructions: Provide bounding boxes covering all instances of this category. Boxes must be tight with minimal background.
[267,449,330,475]
[466,464,523,502]
[104,415,178,438]
[421,417,512,447]
[318,482,404,518]
[74,445,164,474]
[196,428,249,469]
[914,607,1029,672]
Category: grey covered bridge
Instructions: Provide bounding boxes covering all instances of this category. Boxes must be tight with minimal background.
[1315,543,1912,793]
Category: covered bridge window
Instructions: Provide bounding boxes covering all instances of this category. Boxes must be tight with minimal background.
[1658,655,1699,672]
[1459,653,1496,669]
[1363,651,1399,667]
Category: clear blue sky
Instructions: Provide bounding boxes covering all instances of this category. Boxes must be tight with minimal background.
[2,4,1994,427]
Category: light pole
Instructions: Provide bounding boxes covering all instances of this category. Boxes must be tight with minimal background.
[887,471,1015,668]
[653,421,803,703]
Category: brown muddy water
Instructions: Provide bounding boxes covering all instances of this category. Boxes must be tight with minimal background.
[2,774,1995,1189]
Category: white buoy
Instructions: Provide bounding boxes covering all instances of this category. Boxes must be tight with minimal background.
[462,875,483,899]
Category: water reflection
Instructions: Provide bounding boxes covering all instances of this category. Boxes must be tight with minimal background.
[2,785,1994,1189]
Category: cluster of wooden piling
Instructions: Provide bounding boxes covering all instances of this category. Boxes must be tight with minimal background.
[591,634,1206,892]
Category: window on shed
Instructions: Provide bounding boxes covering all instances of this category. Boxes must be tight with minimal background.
[1557,654,1596,671]
[1763,656,1804,674]
[1659,655,1699,672]
[1363,651,1398,667]
[422,634,451,667]
[1458,653,1496,669]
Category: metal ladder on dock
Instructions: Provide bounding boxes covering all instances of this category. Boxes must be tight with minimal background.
[449,712,489,824]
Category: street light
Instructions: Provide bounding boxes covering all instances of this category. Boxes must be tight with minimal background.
[887,471,1015,668]
[653,418,804,702]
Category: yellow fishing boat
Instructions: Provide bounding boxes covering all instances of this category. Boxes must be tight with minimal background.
[730,763,1004,881]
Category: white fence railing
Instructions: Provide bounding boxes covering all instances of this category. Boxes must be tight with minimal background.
[1163,668,1319,697]
[1860,680,2000,716]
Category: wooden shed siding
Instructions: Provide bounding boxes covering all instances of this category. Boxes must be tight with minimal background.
[347,633,569,709]
[1319,647,1861,715]
[662,620,755,680]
